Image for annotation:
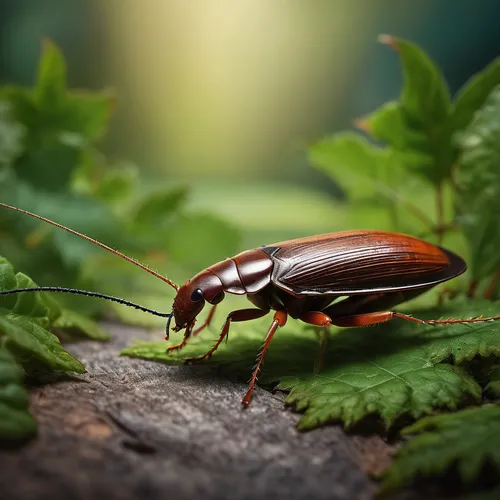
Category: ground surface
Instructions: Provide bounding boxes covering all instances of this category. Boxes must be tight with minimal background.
[0,323,390,500]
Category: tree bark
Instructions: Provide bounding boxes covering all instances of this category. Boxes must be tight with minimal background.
[0,323,378,500]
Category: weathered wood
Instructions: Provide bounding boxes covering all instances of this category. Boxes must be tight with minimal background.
[0,323,377,500]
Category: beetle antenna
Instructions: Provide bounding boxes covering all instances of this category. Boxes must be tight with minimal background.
[0,202,179,291]
[0,287,172,318]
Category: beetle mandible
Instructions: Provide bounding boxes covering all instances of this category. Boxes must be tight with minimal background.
[1,202,500,407]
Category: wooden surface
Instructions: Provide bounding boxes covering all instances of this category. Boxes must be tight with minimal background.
[0,323,383,500]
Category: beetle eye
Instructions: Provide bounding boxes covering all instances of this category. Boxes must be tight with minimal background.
[190,289,204,302]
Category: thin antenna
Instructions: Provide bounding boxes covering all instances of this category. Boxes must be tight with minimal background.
[0,202,179,291]
[0,287,172,318]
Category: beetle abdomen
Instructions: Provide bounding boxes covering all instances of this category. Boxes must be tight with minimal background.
[263,231,466,295]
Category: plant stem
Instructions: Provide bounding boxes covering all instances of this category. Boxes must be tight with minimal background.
[483,269,500,300]
[436,182,444,246]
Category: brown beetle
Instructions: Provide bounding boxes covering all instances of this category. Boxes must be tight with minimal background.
[1,202,499,407]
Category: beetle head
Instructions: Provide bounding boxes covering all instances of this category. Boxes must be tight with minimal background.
[171,270,225,332]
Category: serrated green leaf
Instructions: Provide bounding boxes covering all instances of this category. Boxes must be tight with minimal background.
[122,298,500,429]
[53,308,110,340]
[0,313,85,373]
[452,57,500,134]
[381,405,500,493]
[367,35,452,184]
[455,85,500,281]
[0,347,36,440]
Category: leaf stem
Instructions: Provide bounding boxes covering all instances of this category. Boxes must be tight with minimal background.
[436,182,444,246]
[483,269,500,300]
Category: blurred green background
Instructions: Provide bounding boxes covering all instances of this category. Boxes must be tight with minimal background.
[1,0,500,315]
[3,1,499,232]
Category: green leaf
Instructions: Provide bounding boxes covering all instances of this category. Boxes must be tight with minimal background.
[53,308,110,340]
[122,298,500,430]
[452,57,500,134]
[361,35,452,184]
[455,85,500,281]
[35,39,66,108]
[1,42,115,192]
[0,347,36,440]
[381,405,500,493]
[0,101,25,167]
[131,186,188,229]
[308,132,435,234]
[0,313,85,373]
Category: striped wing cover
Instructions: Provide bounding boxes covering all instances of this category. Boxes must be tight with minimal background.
[264,231,465,295]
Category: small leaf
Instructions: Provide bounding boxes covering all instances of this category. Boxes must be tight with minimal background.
[0,313,85,373]
[381,405,500,493]
[53,308,110,340]
[369,35,452,184]
[0,347,36,440]
[455,85,500,281]
[452,57,500,134]
[35,39,66,108]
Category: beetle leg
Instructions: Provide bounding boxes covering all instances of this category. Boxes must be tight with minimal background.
[184,308,269,364]
[391,312,500,325]
[242,310,287,408]
[331,311,500,327]
[167,321,195,354]
[192,304,217,336]
[330,312,394,327]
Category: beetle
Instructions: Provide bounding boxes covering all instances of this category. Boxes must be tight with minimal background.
[1,201,500,407]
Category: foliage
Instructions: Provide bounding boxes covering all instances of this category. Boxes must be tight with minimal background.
[0,41,240,440]
[381,406,500,494]
[0,40,240,319]
[0,256,86,438]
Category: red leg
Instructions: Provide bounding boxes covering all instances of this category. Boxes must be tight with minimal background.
[242,310,287,408]
[328,311,500,328]
[167,321,195,354]
[185,308,269,363]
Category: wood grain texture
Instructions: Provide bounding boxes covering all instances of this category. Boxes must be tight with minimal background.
[266,231,466,295]
[0,323,375,500]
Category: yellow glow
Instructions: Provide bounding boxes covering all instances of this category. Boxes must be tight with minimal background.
[102,1,377,177]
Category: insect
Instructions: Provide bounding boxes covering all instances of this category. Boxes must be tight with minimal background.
[1,202,500,407]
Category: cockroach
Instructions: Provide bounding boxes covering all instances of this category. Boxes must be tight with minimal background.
[1,201,500,407]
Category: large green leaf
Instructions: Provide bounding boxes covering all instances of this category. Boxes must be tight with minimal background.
[381,405,500,493]
[455,85,500,282]
[360,35,452,185]
[121,298,500,430]
[452,57,500,134]
[0,313,85,373]
[0,347,36,440]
